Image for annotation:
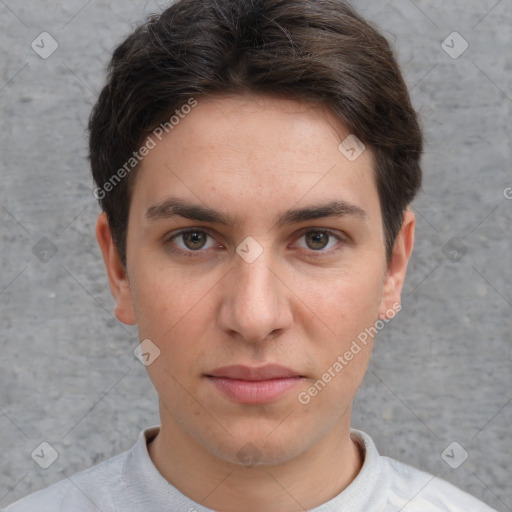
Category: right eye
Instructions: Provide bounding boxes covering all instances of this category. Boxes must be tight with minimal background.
[165,228,222,257]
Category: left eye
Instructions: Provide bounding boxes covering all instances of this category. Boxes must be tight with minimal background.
[171,230,217,251]
[295,230,340,251]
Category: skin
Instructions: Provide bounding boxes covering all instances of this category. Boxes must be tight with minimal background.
[96,94,415,512]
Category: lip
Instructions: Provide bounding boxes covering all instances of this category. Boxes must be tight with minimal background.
[207,364,302,380]
[205,365,304,405]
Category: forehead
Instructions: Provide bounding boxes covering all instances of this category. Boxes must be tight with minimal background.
[130,94,381,226]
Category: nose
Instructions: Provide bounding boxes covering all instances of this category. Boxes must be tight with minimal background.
[217,251,293,343]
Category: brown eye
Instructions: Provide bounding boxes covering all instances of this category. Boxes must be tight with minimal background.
[305,231,330,250]
[181,231,208,250]
[166,228,220,257]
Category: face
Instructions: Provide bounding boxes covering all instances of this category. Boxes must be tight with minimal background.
[98,94,414,466]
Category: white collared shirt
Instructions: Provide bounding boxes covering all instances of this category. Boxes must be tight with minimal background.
[2,426,497,511]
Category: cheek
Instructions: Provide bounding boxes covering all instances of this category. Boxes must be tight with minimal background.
[297,283,379,417]
[300,265,384,341]
[130,266,219,368]
[131,261,210,330]
[297,265,384,395]
[136,282,213,398]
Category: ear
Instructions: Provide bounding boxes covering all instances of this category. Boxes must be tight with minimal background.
[378,209,415,319]
[96,212,136,325]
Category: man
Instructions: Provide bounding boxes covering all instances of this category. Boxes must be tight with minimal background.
[3,0,497,510]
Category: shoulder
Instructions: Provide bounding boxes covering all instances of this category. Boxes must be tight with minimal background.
[381,456,497,512]
[2,451,127,512]
[350,430,496,512]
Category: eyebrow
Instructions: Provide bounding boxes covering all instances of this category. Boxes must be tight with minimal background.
[145,197,367,227]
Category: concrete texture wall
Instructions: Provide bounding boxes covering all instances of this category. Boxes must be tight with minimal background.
[0,0,511,510]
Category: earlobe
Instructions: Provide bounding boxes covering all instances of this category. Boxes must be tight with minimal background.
[379,209,415,319]
[96,212,137,325]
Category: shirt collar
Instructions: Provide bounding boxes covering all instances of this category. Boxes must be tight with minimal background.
[117,426,384,512]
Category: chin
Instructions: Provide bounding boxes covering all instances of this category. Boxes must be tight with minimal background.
[203,427,310,468]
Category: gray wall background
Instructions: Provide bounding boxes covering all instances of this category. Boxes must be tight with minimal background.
[0,0,511,510]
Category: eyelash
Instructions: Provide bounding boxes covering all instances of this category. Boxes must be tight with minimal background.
[164,228,345,259]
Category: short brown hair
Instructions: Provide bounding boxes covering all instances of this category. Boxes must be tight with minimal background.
[89,0,422,266]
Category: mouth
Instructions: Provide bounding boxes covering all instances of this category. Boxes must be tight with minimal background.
[205,364,305,405]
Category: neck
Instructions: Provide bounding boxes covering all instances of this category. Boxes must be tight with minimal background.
[148,412,363,512]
